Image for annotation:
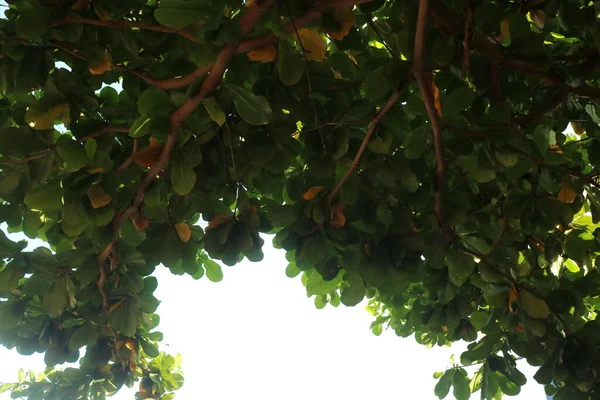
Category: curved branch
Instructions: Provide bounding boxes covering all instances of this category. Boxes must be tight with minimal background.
[413,0,452,240]
[97,0,278,263]
[54,15,196,42]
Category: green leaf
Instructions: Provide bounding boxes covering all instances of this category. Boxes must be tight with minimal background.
[225,84,273,125]
[0,262,25,293]
[109,298,144,337]
[446,249,475,287]
[203,97,226,126]
[138,89,172,116]
[434,369,453,399]
[68,323,98,351]
[56,137,90,170]
[24,181,63,212]
[362,67,390,100]
[277,41,304,86]
[519,289,550,319]
[0,127,47,157]
[452,369,471,400]
[154,0,217,29]
[129,115,153,138]
[442,87,476,115]
[43,275,71,318]
[340,273,366,306]
[171,163,196,195]
[202,256,223,283]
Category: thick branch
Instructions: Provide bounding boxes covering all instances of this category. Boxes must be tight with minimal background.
[413,0,452,240]
[54,16,196,42]
[97,0,278,263]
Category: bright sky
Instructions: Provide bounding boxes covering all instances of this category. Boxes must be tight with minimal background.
[0,2,548,398]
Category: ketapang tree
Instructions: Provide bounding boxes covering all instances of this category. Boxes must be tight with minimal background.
[1,0,600,398]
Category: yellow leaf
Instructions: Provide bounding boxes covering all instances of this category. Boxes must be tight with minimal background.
[427,73,442,116]
[530,10,546,29]
[86,167,104,174]
[206,214,233,231]
[71,0,89,10]
[325,9,355,41]
[25,103,69,130]
[329,203,346,228]
[558,179,576,203]
[133,141,164,168]
[87,184,112,209]
[441,325,448,332]
[571,121,585,135]
[344,51,358,65]
[174,222,192,242]
[295,28,327,62]
[125,338,136,352]
[245,0,256,7]
[89,50,112,75]
[302,186,326,200]
[247,44,276,63]
[99,364,111,373]
[109,298,126,314]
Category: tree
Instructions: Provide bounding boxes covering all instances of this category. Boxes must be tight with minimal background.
[2,0,600,398]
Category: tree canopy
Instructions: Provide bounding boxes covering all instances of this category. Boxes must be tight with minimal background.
[3,0,600,398]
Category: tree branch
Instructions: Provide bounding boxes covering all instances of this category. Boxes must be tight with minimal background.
[96,0,278,264]
[327,79,410,205]
[413,0,452,240]
[53,15,196,42]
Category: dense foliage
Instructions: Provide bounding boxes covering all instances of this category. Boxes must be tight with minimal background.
[3,0,600,398]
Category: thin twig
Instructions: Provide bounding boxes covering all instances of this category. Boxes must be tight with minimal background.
[462,0,474,72]
[328,80,410,204]
[285,0,318,126]
[366,14,396,57]
[117,139,138,172]
[0,126,129,165]
[413,0,452,240]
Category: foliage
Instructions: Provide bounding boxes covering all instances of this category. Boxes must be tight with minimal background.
[2,0,600,398]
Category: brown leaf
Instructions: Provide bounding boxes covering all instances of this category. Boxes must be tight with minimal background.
[133,141,164,168]
[174,222,192,242]
[325,9,355,41]
[302,186,326,200]
[515,324,525,333]
[294,28,327,62]
[558,179,576,204]
[427,73,442,116]
[549,145,563,154]
[131,212,149,232]
[530,9,546,30]
[87,184,112,209]
[571,121,585,135]
[206,214,233,231]
[89,49,112,75]
[247,45,276,63]
[71,0,89,10]
[329,203,346,228]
